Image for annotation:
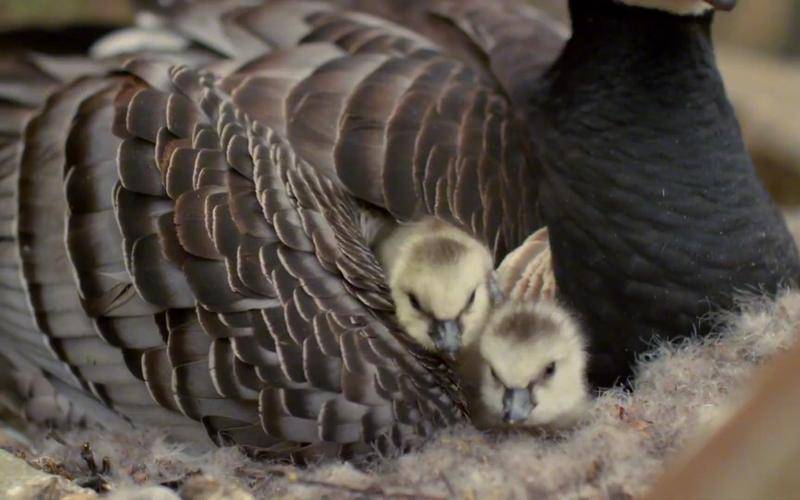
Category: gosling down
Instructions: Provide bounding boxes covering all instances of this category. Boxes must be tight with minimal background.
[470,228,591,429]
[376,219,591,429]
[374,217,495,358]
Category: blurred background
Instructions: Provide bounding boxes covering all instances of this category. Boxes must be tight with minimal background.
[0,0,799,205]
[0,1,131,27]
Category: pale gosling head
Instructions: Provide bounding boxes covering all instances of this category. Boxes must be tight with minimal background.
[388,223,495,358]
[474,300,590,429]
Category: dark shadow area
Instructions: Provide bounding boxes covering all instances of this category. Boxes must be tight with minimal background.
[0,24,120,54]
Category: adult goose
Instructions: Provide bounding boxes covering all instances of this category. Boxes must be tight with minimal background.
[0,0,796,459]
[127,0,800,385]
[0,0,564,461]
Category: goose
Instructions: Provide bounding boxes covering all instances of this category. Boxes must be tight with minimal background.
[345,0,800,388]
[0,0,564,459]
[0,0,796,459]
[0,50,472,460]
[374,216,495,357]
[136,0,799,388]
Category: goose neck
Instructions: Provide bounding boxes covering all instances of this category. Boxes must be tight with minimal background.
[562,0,718,96]
[533,0,746,189]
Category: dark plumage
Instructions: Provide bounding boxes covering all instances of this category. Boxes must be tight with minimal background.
[0,25,120,55]
[532,0,800,387]
[0,0,555,460]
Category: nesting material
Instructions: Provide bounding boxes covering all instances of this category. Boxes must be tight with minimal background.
[2,214,799,499]
[0,290,794,500]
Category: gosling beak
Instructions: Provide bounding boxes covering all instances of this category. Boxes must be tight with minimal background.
[502,388,536,424]
[703,0,736,11]
[431,319,461,359]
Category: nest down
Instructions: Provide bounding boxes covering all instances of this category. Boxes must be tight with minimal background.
[2,213,800,500]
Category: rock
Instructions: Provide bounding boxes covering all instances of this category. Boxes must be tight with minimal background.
[0,449,95,499]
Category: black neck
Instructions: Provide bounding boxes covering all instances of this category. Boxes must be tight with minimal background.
[530,0,800,387]
[569,0,713,34]
[534,0,753,220]
[563,0,717,96]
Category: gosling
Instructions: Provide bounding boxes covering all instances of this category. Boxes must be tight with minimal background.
[469,300,591,430]
[374,217,495,358]
[458,227,590,429]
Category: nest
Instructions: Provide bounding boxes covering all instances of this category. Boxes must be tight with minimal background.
[3,213,799,500]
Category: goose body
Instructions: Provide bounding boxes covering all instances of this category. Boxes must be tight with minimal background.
[0,0,796,458]
[0,56,473,460]
[0,0,562,459]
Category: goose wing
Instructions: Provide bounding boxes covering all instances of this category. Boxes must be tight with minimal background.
[113,61,466,460]
[128,0,565,258]
[133,0,568,110]
[0,0,565,458]
[0,53,465,461]
[340,0,568,111]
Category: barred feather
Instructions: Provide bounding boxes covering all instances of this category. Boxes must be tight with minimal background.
[0,0,562,460]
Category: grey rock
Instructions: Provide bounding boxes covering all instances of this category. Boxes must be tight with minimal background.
[0,449,94,499]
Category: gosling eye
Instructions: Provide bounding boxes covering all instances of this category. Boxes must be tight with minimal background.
[489,366,501,384]
[408,293,422,312]
[543,362,556,379]
[465,288,477,309]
